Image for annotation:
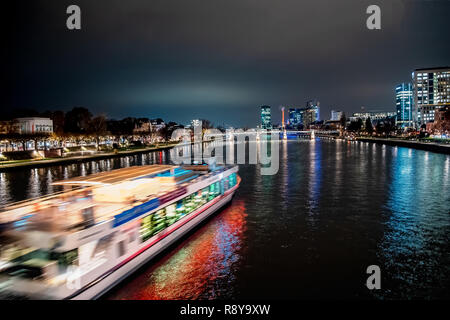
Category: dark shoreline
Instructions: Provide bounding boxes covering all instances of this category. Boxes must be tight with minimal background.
[356,137,450,155]
[0,144,178,172]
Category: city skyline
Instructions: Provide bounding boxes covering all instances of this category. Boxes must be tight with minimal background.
[1,0,450,304]
[5,1,450,127]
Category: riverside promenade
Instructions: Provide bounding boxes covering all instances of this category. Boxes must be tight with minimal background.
[357,137,450,155]
[0,143,179,171]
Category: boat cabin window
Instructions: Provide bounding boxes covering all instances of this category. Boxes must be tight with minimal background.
[117,241,126,257]
[139,173,237,243]
[50,249,79,267]
[82,207,96,228]
[8,248,78,267]
[129,232,136,243]
[0,246,78,280]
[0,264,44,279]
[228,173,237,188]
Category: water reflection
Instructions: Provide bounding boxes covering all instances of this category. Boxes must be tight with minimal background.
[45,170,54,195]
[0,140,449,299]
[307,139,322,216]
[0,173,11,204]
[280,140,288,211]
[381,147,450,298]
[27,169,40,200]
[107,200,247,300]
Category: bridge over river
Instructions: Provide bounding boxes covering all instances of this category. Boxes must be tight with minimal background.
[204,129,340,140]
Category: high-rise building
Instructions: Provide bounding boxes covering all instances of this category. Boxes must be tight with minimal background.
[331,110,343,121]
[287,101,320,129]
[303,100,320,128]
[302,109,316,128]
[395,83,414,128]
[412,67,450,126]
[289,108,303,127]
[260,106,272,129]
[305,99,320,122]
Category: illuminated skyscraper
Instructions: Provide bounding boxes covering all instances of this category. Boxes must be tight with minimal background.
[412,67,450,126]
[304,100,320,128]
[331,110,343,121]
[289,108,302,127]
[395,83,414,128]
[288,101,320,129]
[260,106,272,129]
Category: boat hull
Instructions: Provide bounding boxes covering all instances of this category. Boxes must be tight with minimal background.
[70,190,236,300]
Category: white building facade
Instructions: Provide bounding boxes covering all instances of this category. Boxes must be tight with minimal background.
[331,110,343,121]
[15,117,53,134]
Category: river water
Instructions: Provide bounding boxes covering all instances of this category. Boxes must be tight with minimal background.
[1,139,449,299]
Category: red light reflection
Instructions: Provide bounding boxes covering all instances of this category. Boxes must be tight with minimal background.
[107,199,247,300]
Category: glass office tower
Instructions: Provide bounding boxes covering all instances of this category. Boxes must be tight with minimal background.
[289,108,302,127]
[286,101,320,129]
[396,83,414,128]
[260,106,272,129]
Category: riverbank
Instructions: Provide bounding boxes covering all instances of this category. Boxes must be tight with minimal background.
[356,137,450,155]
[0,143,179,171]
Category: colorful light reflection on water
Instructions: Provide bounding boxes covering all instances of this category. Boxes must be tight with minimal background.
[1,140,449,299]
[106,200,247,300]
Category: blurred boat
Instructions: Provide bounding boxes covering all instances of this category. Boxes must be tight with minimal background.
[0,164,240,299]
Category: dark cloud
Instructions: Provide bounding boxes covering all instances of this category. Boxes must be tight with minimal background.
[4,0,450,127]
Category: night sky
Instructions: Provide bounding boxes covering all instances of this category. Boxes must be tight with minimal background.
[4,0,450,127]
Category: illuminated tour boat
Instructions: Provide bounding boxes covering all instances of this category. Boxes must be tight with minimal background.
[0,164,240,299]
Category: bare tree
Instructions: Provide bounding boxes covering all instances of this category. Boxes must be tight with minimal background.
[89,115,108,151]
